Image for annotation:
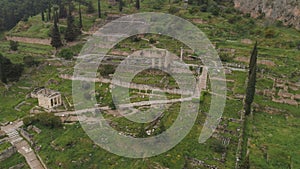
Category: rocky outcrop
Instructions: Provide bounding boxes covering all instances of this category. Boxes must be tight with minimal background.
[234,0,300,30]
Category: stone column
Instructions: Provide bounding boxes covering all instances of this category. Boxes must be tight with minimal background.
[180,47,183,62]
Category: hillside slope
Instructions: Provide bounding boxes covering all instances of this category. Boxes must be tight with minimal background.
[234,0,300,29]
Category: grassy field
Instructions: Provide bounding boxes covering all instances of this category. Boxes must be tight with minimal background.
[0,152,30,169]
[0,0,299,168]
[32,93,242,168]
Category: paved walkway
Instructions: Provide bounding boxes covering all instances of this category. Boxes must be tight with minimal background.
[1,121,45,169]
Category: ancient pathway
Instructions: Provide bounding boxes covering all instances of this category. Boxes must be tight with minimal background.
[1,121,45,169]
[60,74,204,96]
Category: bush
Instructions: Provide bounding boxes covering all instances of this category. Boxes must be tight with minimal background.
[149,38,156,44]
[9,40,19,51]
[23,56,38,67]
[58,48,74,60]
[189,6,199,14]
[86,1,95,14]
[100,65,115,77]
[219,53,233,62]
[200,91,208,103]
[228,15,243,24]
[264,29,276,38]
[131,36,141,42]
[169,6,180,14]
[224,7,237,14]
[208,5,220,16]
[210,139,226,153]
[109,101,116,110]
[23,113,62,128]
[200,4,208,12]
[151,0,164,10]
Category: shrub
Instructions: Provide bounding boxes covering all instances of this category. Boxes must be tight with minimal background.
[169,6,180,14]
[23,56,38,67]
[23,113,62,128]
[219,53,233,62]
[9,40,19,51]
[210,139,226,153]
[58,48,74,60]
[109,101,116,110]
[188,6,199,14]
[86,1,95,14]
[207,2,220,16]
[131,36,141,42]
[149,38,156,44]
[100,65,115,77]
[224,7,237,14]
[200,4,208,12]
[264,29,276,38]
[228,16,241,24]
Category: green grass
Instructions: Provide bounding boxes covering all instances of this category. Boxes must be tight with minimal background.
[7,15,52,39]
[246,112,300,168]
[0,152,30,169]
[0,0,299,168]
[32,93,240,169]
[0,142,11,152]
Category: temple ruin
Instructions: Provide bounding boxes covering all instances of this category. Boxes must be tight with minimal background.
[31,87,62,110]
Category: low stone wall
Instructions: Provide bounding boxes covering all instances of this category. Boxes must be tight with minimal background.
[20,129,34,145]
[0,146,17,161]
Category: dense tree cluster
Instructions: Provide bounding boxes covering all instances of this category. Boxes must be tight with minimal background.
[0,53,24,83]
[0,0,51,31]
[0,0,95,31]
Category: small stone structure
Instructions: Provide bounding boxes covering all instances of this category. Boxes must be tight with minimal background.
[31,87,62,110]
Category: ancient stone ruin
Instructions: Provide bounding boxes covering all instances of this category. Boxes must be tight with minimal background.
[31,87,62,111]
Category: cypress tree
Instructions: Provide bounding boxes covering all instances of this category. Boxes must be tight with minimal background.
[119,0,124,12]
[136,0,140,10]
[97,0,101,18]
[50,11,63,50]
[244,42,258,115]
[48,4,51,21]
[41,11,45,21]
[79,1,83,29]
[59,5,68,18]
[64,5,78,42]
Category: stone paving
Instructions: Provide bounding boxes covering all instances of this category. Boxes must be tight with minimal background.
[1,121,45,169]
